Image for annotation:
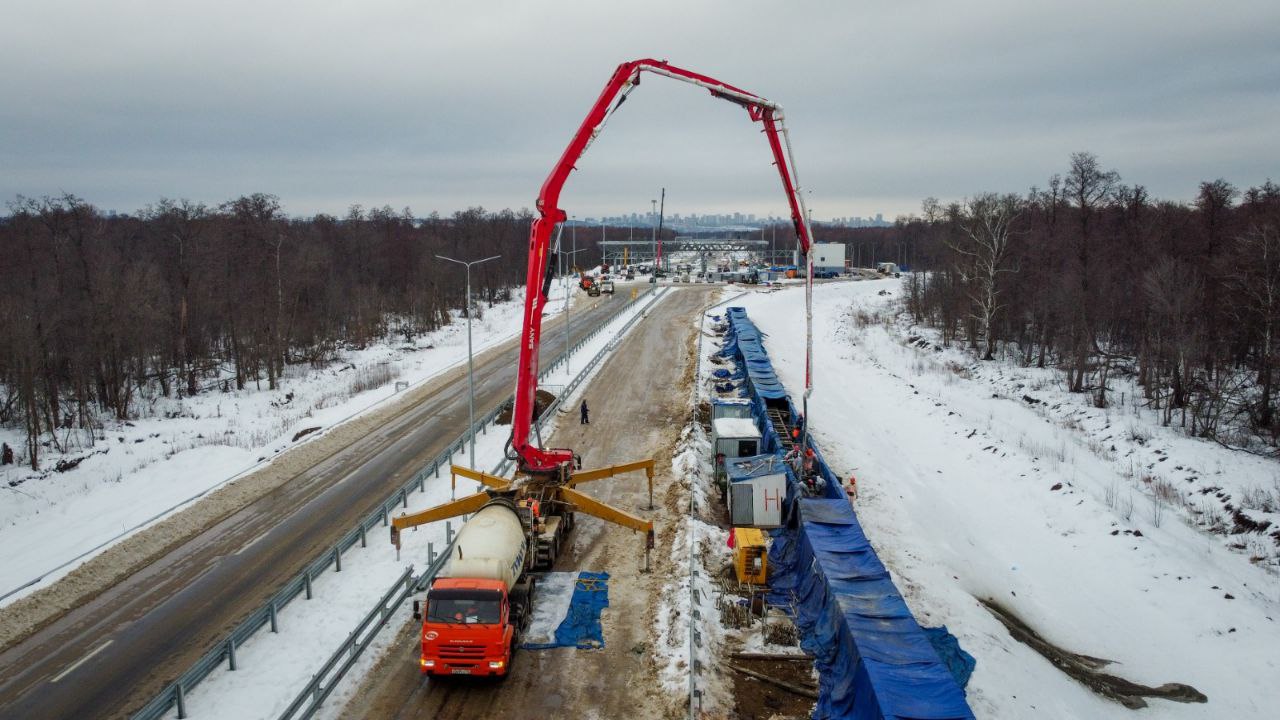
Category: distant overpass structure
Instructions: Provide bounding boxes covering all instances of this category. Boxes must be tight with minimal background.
[600,235,771,270]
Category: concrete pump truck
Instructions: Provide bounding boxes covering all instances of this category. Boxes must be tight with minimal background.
[390,58,816,678]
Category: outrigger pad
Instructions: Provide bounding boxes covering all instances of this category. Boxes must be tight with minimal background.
[522,571,610,650]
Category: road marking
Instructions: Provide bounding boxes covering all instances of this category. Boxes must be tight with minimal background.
[234,532,267,556]
[50,639,113,683]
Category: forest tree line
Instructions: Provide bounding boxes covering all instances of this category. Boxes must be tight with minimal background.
[0,194,669,470]
[863,153,1280,448]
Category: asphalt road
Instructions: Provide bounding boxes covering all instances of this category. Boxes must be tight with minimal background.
[342,285,715,719]
[0,289,634,720]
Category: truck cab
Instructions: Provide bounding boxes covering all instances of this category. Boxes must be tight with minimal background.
[420,577,514,676]
[420,574,537,677]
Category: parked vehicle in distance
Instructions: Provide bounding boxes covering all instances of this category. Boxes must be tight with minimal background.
[601,280,615,294]
[588,283,602,296]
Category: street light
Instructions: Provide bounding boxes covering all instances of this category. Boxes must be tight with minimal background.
[435,253,500,476]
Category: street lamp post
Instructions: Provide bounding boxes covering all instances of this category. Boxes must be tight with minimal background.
[435,253,500,476]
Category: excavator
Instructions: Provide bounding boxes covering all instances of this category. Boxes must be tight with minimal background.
[391,58,815,574]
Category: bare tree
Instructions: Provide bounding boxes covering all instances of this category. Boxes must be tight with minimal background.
[1231,224,1280,429]
[946,193,1023,360]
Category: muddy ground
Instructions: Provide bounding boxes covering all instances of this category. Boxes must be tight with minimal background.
[341,287,717,719]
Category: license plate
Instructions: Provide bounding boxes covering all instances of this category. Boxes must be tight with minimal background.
[450,668,472,675]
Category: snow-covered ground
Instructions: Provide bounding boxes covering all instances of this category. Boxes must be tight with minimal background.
[159,286,672,720]
[731,279,1280,718]
[0,283,580,604]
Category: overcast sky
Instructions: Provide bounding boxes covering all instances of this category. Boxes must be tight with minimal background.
[3,0,1277,221]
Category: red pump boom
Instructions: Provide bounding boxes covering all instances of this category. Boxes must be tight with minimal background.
[510,59,816,475]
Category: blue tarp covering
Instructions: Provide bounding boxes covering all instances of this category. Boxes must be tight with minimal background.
[524,571,610,650]
[719,308,975,720]
[923,626,976,689]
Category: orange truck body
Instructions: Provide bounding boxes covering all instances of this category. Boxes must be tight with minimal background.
[416,499,566,677]
[419,577,515,676]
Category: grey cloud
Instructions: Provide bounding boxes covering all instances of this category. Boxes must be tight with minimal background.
[3,0,1277,220]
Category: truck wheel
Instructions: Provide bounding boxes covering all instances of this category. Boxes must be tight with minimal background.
[501,638,517,678]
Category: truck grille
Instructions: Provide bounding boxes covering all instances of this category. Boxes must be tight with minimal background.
[438,644,485,658]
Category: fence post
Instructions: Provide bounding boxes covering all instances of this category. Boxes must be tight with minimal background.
[334,546,342,572]
[176,683,188,719]
[227,638,237,671]
[305,570,313,600]
[360,525,367,548]
[433,461,440,478]
[382,507,388,527]
[446,521,453,546]
[270,601,279,633]
[429,542,435,565]
[401,489,408,508]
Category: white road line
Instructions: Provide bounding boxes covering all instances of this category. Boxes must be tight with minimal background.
[50,639,113,683]
[234,532,267,556]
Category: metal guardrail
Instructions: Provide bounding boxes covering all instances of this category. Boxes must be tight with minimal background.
[131,285,656,720]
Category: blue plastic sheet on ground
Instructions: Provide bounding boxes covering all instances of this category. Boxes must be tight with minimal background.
[720,307,975,720]
[523,571,610,650]
[923,626,976,688]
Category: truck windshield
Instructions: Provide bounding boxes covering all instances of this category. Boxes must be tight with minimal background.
[426,589,502,624]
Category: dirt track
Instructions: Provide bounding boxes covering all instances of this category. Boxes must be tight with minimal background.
[341,286,715,720]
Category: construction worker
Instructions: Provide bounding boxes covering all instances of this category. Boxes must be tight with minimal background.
[580,399,590,425]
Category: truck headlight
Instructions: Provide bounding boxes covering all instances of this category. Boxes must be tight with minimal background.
[421,659,435,668]
[489,661,504,669]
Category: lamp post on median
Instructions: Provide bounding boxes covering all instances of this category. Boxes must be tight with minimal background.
[436,253,501,473]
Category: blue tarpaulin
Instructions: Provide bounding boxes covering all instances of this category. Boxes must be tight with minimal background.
[720,308,975,720]
[523,571,610,650]
[923,626,976,689]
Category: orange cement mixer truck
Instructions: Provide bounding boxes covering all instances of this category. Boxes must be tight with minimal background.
[410,496,573,676]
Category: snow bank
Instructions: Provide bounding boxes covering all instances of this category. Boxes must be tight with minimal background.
[0,284,574,605]
[732,279,1280,719]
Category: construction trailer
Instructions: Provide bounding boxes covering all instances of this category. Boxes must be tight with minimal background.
[725,453,787,528]
[813,242,845,272]
[711,399,753,422]
[712,416,761,460]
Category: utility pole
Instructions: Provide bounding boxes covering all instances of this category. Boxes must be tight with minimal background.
[650,198,657,271]
[434,253,500,476]
[656,188,665,272]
